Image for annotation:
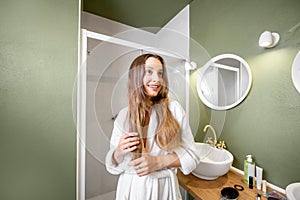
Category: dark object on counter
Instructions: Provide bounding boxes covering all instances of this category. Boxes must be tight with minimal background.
[257,193,261,200]
[220,187,239,200]
[249,176,253,189]
[234,184,244,191]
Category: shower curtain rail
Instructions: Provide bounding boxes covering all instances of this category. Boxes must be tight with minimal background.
[85,29,184,60]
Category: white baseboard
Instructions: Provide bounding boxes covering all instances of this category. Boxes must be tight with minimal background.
[230,166,286,194]
[86,191,116,200]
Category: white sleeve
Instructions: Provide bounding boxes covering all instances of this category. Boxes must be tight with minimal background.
[170,101,200,175]
[105,108,131,175]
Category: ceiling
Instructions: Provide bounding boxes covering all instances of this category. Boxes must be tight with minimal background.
[83,0,192,29]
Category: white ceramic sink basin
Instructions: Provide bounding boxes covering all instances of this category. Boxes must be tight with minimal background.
[286,182,300,200]
[192,142,233,180]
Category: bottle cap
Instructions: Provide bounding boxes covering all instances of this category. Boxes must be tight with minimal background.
[249,176,253,189]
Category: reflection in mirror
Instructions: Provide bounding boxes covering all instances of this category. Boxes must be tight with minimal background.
[292,51,300,94]
[197,54,252,110]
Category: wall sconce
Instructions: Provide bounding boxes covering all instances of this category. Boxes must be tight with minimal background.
[258,30,280,48]
[185,61,197,70]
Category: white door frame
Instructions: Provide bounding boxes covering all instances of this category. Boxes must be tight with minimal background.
[76,29,191,200]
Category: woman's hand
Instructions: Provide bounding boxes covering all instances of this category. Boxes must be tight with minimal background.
[113,132,140,164]
[129,153,181,176]
[129,154,161,176]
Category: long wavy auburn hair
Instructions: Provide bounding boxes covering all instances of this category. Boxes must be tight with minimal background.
[127,53,180,154]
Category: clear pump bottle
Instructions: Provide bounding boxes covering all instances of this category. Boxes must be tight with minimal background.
[244,155,255,185]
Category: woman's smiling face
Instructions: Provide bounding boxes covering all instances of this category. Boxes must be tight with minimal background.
[143,57,164,97]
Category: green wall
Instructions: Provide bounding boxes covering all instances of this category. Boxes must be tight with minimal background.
[1,0,299,198]
[190,0,300,188]
[0,0,78,199]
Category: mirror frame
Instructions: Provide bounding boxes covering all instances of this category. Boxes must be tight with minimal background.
[292,51,300,94]
[197,54,252,110]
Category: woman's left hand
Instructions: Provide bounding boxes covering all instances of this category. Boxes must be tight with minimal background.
[129,153,180,176]
[129,154,162,176]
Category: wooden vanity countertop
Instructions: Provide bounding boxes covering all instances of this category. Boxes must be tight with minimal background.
[177,169,284,200]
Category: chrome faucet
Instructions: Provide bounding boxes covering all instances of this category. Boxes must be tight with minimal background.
[203,124,217,147]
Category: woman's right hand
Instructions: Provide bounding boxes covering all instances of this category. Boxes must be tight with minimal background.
[113,132,140,164]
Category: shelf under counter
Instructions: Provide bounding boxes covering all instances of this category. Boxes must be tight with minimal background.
[177,169,284,200]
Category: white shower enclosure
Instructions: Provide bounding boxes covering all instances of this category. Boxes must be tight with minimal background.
[77,6,191,200]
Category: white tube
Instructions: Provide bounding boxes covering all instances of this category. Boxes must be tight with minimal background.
[256,166,263,190]
[262,180,267,196]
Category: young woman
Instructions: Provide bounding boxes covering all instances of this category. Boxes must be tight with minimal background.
[105,53,199,200]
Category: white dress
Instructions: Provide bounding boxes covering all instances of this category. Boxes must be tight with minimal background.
[105,101,200,200]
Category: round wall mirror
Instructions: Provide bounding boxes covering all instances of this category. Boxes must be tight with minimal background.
[292,51,300,94]
[197,54,252,110]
